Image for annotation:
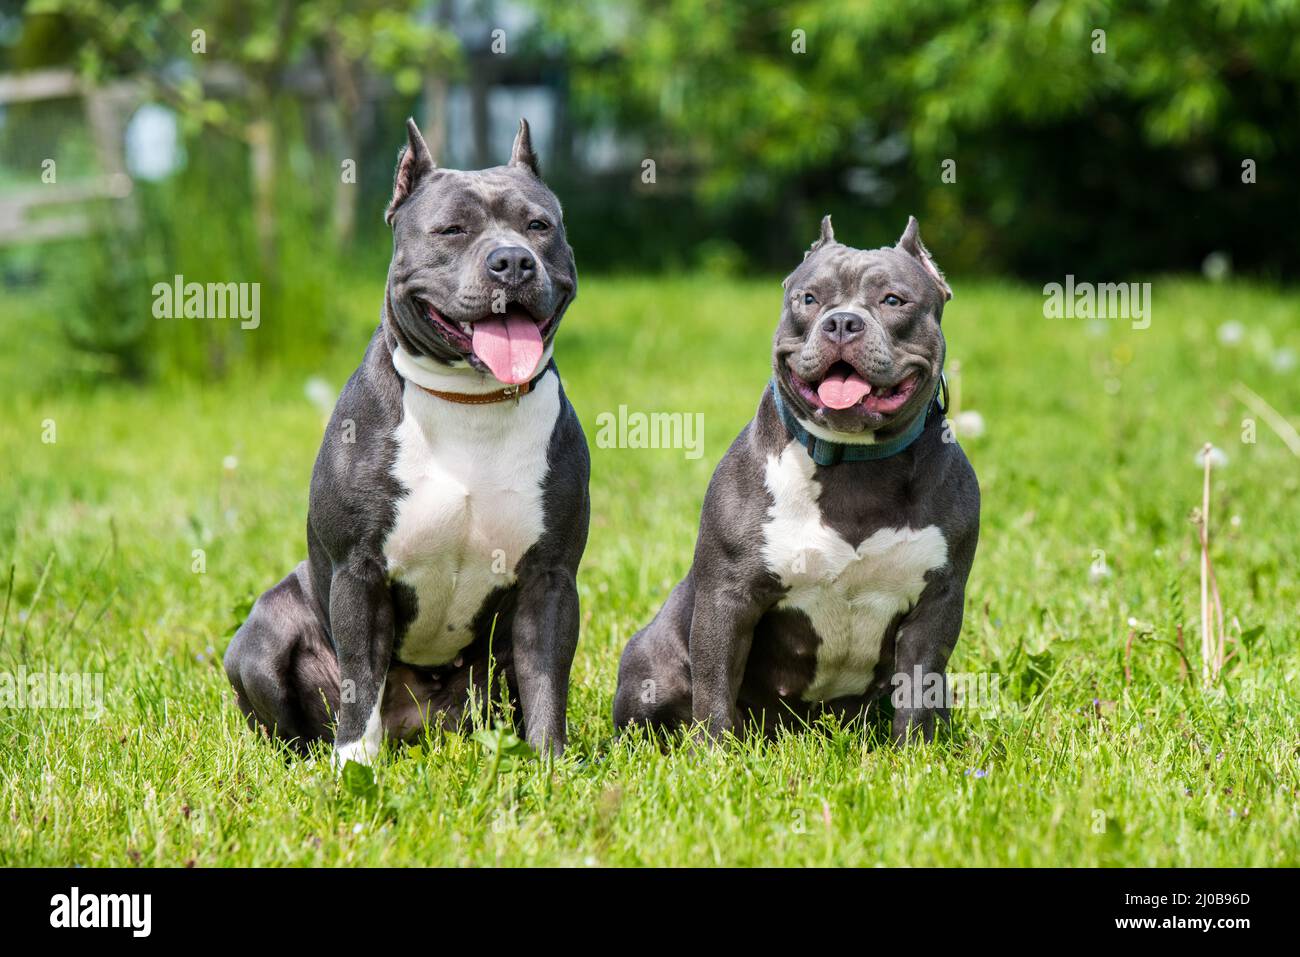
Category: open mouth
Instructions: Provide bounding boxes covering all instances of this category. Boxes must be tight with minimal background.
[791,361,922,416]
[420,300,556,385]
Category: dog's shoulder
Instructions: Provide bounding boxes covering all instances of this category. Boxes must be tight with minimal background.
[908,424,979,566]
[918,425,979,511]
[683,388,789,594]
[309,325,406,557]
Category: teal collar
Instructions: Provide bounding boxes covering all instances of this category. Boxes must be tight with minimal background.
[770,375,946,466]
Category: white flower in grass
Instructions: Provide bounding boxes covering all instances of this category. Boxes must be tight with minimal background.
[950,410,985,439]
[1272,347,1296,373]
[305,377,336,416]
[1217,321,1245,346]
[1194,445,1228,469]
[222,455,239,472]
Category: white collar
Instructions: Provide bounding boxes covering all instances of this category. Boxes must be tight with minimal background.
[391,343,554,396]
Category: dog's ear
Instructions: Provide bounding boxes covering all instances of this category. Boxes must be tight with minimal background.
[509,118,540,176]
[386,118,436,226]
[804,214,836,259]
[897,215,952,301]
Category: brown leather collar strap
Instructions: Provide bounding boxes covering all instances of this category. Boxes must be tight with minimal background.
[413,364,551,405]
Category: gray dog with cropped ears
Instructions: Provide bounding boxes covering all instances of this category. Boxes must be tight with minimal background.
[614,216,979,744]
[225,118,589,764]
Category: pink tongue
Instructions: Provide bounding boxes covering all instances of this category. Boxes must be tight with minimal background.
[817,368,872,409]
[471,312,543,385]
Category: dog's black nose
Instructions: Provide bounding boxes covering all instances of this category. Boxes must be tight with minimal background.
[820,311,865,343]
[485,245,536,284]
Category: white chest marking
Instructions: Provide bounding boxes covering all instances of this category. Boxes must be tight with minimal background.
[383,371,558,666]
[760,440,948,702]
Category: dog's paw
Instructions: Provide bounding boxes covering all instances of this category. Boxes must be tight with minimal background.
[890,708,941,746]
[331,738,380,773]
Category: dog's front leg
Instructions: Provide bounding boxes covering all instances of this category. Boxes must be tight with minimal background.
[330,556,394,768]
[890,574,966,746]
[512,567,580,756]
[688,584,761,740]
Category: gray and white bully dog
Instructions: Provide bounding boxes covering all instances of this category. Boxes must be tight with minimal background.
[613,216,978,744]
[225,118,589,765]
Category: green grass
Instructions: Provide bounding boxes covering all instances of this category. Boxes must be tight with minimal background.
[1,274,1297,866]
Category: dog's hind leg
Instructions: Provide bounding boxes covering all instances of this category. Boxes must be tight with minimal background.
[613,577,694,734]
[224,561,339,754]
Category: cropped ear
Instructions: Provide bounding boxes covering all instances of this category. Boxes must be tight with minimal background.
[804,214,836,260]
[385,118,435,226]
[897,215,952,301]
[509,118,539,176]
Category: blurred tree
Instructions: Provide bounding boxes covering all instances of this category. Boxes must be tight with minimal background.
[303,1,460,245]
[24,0,459,257]
[534,0,1300,277]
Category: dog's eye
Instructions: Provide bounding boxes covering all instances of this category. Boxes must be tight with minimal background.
[438,225,465,236]
[527,219,550,231]
[882,294,905,306]
[802,293,817,306]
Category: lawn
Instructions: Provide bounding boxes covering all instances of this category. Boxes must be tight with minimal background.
[1,274,1297,866]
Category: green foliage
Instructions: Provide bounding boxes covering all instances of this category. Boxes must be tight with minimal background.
[473,725,539,762]
[301,3,462,97]
[25,0,459,95]
[15,0,457,381]
[339,760,378,803]
[542,0,1300,185]
[534,0,1300,276]
[15,1,1300,288]
[30,116,389,383]
[57,209,155,381]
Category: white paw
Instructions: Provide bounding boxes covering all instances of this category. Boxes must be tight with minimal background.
[332,697,385,772]
[332,737,379,772]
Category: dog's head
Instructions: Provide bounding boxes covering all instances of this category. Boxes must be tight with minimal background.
[774,215,952,436]
[383,118,577,385]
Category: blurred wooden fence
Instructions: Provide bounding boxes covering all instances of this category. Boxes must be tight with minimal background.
[0,68,137,244]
